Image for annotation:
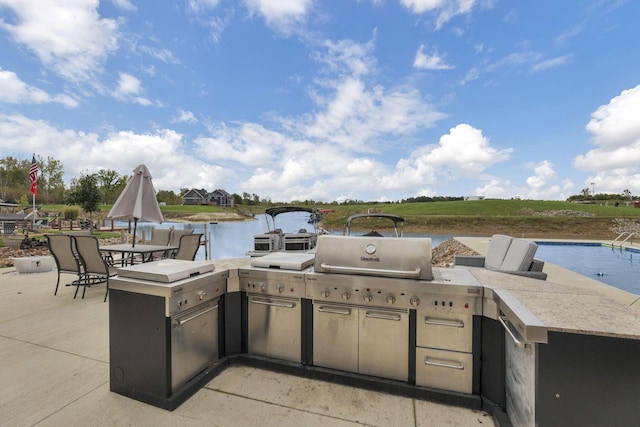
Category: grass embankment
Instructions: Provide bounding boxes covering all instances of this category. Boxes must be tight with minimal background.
[319,200,640,240]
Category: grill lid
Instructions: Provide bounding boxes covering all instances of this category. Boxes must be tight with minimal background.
[313,235,432,280]
[117,259,215,283]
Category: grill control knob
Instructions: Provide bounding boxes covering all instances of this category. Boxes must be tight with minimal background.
[320,288,330,297]
[258,282,266,292]
[363,293,373,303]
[385,294,396,304]
[341,291,351,301]
[276,283,284,293]
[198,291,207,301]
[409,296,420,307]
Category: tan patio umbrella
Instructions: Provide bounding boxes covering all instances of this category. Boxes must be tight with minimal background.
[108,164,164,247]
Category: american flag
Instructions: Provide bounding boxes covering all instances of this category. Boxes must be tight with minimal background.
[29,155,38,195]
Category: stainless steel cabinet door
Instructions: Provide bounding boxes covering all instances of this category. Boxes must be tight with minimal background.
[247,295,301,362]
[171,300,219,392]
[313,303,358,373]
[359,308,409,381]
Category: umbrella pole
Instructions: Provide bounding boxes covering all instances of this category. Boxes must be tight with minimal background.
[132,219,138,247]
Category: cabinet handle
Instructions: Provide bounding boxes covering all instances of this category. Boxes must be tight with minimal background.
[424,318,464,328]
[498,315,526,348]
[424,357,464,370]
[365,311,402,321]
[249,298,296,308]
[318,306,352,315]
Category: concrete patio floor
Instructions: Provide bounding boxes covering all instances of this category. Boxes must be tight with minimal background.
[0,267,495,427]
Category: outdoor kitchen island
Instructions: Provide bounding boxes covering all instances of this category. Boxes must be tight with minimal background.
[108,236,640,427]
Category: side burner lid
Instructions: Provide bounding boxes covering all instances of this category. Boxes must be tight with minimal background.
[250,252,315,270]
[117,259,215,283]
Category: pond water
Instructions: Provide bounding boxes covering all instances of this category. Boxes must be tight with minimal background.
[535,243,640,295]
[115,213,452,260]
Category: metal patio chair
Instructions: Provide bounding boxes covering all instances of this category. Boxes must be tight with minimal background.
[164,228,194,258]
[72,235,118,302]
[46,234,84,296]
[172,233,202,261]
[146,226,174,261]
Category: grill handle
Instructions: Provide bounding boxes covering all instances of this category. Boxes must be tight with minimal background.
[249,297,296,309]
[424,317,464,328]
[424,357,465,370]
[319,263,421,279]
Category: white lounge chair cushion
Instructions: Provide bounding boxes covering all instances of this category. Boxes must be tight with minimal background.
[484,234,513,270]
[500,238,538,271]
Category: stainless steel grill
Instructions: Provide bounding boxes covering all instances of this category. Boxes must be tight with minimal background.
[307,235,482,390]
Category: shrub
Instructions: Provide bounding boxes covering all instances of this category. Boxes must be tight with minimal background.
[63,208,79,220]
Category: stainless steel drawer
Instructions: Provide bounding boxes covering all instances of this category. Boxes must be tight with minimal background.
[416,312,472,353]
[415,347,473,394]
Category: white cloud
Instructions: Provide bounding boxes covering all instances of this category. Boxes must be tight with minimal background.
[531,55,570,72]
[110,0,136,12]
[0,0,120,82]
[574,85,640,195]
[173,110,198,124]
[114,72,152,105]
[400,0,478,30]
[0,113,227,191]
[413,44,453,70]
[0,68,78,107]
[413,123,511,176]
[187,0,221,13]
[243,0,313,34]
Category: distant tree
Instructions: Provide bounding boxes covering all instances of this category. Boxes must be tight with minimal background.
[622,189,633,200]
[581,188,591,197]
[66,173,101,224]
[232,193,243,205]
[157,189,182,205]
[38,156,66,203]
[97,169,127,204]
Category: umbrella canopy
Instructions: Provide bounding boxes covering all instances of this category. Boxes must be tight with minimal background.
[108,164,164,246]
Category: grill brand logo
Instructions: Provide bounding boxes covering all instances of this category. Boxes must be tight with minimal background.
[361,243,380,262]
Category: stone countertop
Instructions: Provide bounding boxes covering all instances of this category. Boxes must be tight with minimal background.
[469,268,640,340]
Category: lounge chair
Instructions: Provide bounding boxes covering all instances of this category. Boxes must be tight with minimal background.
[46,234,84,296]
[172,233,202,261]
[454,234,547,280]
[72,235,118,301]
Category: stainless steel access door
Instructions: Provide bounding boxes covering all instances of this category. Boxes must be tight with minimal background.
[247,295,301,362]
[359,308,409,381]
[171,298,219,392]
[313,303,359,373]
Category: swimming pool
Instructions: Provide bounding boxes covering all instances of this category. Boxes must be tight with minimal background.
[535,242,640,295]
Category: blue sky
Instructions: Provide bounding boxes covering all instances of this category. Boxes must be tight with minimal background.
[1,0,639,202]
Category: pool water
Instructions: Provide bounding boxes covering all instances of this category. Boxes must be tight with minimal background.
[535,243,640,295]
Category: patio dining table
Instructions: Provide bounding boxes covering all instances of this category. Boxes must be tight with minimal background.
[99,243,179,266]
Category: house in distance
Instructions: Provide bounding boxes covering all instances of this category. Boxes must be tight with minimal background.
[182,189,234,206]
